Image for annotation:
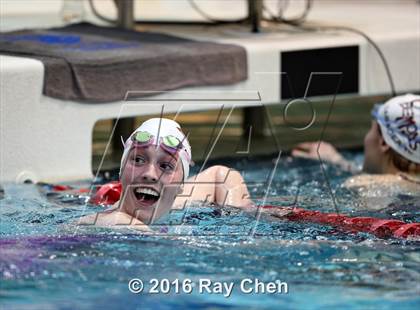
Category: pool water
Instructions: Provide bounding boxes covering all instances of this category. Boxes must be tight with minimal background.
[1,152,419,309]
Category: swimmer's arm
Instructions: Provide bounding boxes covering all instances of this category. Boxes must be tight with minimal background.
[174,165,253,208]
[292,141,359,173]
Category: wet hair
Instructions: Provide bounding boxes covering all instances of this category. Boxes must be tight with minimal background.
[376,123,420,173]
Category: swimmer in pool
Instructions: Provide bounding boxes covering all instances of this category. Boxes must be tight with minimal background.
[292,94,420,196]
[78,118,253,229]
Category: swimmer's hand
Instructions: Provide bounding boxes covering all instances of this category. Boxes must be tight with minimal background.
[255,205,294,218]
[292,141,357,172]
[292,141,343,163]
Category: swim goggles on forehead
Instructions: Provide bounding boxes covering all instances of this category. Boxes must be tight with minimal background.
[131,131,183,154]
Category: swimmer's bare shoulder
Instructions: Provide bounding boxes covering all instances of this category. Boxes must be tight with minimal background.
[77,208,152,232]
[344,174,419,190]
[173,167,253,208]
[341,173,420,211]
[172,173,214,208]
[344,174,393,188]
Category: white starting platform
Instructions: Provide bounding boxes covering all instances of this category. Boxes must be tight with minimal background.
[0,0,419,183]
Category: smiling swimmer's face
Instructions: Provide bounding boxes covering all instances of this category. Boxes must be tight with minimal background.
[119,145,184,224]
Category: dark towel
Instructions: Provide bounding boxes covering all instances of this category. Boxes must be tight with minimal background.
[0,22,247,102]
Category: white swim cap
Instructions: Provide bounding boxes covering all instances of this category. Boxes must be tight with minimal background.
[120,118,192,181]
[372,94,420,164]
